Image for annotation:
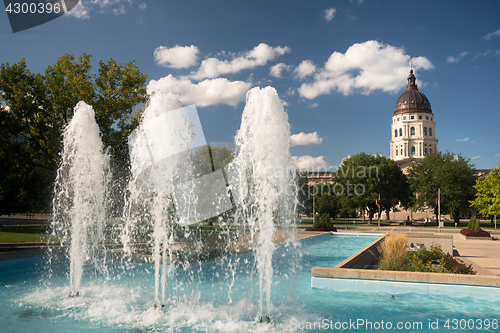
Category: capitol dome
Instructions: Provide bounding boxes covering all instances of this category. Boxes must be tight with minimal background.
[394,70,432,115]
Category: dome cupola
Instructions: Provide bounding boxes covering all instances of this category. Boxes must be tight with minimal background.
[394,69,431,115]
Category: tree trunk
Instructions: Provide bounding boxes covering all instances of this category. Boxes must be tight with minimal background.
[368,211,374,224]
[454,212,460,225]
[385,208,390,220]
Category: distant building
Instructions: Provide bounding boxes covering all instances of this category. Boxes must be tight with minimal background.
[390,68,438,173]
[306,171,334,185]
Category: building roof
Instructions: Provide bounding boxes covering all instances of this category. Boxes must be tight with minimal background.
[394,69,432,116]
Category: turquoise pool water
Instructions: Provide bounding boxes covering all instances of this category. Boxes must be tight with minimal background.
[1,233,499,332]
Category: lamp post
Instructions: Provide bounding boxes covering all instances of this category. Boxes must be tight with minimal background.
[438,187,441,232]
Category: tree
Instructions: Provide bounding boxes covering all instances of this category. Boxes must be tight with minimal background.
[333,153,412,224]
[0,60,58,213]
[316,193,339,218]
[0,54,148,214]
[409,151,477,224]
[470,162,500,218]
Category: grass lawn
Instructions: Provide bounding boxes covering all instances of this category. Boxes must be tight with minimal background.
[0,225,53,243]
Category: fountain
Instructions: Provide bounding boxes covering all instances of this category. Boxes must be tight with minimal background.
[2,87,500,332]
[121,87,297,318]
[51,101,109,298]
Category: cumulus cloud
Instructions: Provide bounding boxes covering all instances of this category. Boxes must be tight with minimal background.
[471,156,481,160]
[298,40,434,99]
[456,137,469,142]
[66,0,141,19]
[191,43,290,80]
[292,155,330,171]
[147,75,251,107]
[447,52,468,63]
[294,60,316,80]
[290,132,323,146]
[324,8,336,22]
[484,28,500,40]
[154,45,200,69]
[269,63,292,78]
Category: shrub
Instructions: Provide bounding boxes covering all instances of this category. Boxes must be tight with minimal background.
[320,213,331,227]
[460,228,491,238]
[439,253,475,274]
[313,214,321,229]
[377,233,408,271]
[474,217,482,233]
[467,217,476,230]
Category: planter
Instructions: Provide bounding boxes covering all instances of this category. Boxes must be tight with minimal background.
[460,234,493,241]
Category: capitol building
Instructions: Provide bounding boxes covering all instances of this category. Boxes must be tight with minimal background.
[390,68,438,169]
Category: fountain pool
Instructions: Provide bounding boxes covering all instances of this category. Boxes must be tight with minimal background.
[2,233,500,332]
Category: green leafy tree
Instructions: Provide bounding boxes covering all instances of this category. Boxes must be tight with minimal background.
[333,153,412,224]
[0,54,147,214]
[470,161,500,218]
[316,193,339,219]
[409,151,477,224]
[0,60,57,212]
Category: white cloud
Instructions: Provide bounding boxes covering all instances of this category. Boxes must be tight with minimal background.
[456,137,469,142]
[294,60,316,80]
[471,156,481,160]
[154,45,200,69]
[446,52,468,63]
[290,132,323,146]
[147,75,251,107]
[324,8,337,22]
[472,49,500,61]
[307,103,319,108]
[484,28,500,40]
[66,0,141,19]
[298,40,434,99]
[495,152,500,158]
[66,1,89,19]
[191,43,290,80]
[292,155,330,171]
[269,63,291,78]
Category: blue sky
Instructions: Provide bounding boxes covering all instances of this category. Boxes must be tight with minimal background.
[2,0,500,170]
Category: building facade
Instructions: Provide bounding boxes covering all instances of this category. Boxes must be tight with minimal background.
[390,69,438,163]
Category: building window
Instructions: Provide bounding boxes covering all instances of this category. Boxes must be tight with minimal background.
[424,148,427,154]
[394,129,398,137]
[397,118,399,121]
[423,127,427,135]
[429,148,432,154]
[426,116,429,120]
[419,116,422,119]
[396,149,398,156]
[429,128,432,136]
[411,146,416,155]
[399,128,402,136]
[403,116,406,120]
[410,127,415,135]
[411,115,414,120]
[431,117,433,121]
[401,149,403,155]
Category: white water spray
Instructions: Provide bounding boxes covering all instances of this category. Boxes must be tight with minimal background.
[234,86,297,319]
[52,101,109,296]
